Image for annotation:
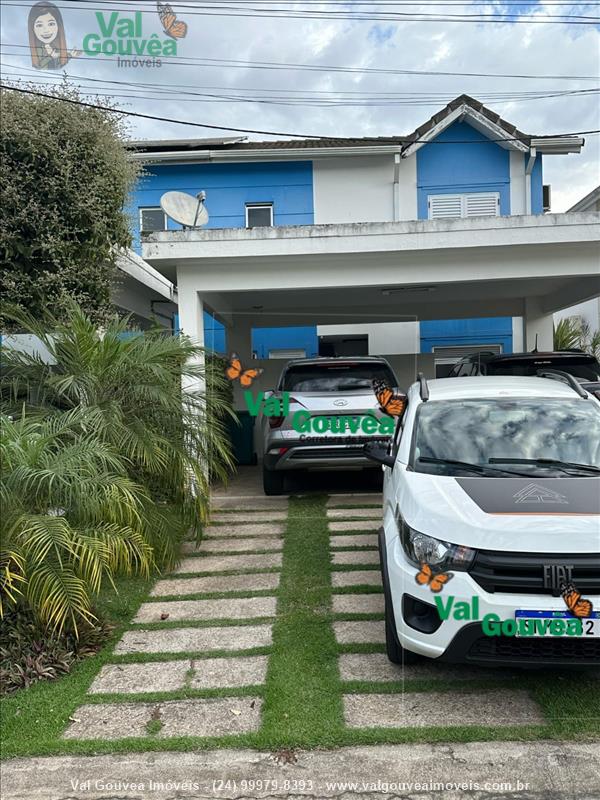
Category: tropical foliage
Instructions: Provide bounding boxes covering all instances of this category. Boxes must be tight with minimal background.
[554,316,600,359]
[1,304,234,635]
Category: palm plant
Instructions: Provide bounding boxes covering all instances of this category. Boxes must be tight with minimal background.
[2,304,235,566]
[553,317,583,351]
[1,410,153,634]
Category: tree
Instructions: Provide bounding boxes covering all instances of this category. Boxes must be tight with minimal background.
[0,83,139,329]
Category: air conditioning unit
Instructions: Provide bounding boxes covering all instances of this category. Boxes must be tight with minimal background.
[543,184,551,213]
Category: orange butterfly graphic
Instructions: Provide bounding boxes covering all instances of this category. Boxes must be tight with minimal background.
[373,379,406,417]
[561,583,594,618]
[225,353,264,388]
[157,2,188,39]
[415,563,454,593]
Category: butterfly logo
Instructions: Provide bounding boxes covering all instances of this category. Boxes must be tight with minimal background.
[415,563,454,593]
[373,379,406,418]
[225,353,264,388]
[561,583,594,618]
[157,2,188,39]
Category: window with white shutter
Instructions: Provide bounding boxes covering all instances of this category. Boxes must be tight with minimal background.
[428,192,500,220]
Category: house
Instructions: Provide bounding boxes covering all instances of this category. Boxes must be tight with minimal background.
[128,95,598,401]
[554,185,600,334]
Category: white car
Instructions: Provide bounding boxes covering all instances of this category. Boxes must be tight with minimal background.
[365,375,600,668]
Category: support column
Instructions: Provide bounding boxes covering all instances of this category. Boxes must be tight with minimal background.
[524,297,553,352]
[176,278,205,398]
[226,315,254,410]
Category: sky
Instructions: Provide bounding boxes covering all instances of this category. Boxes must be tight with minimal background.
[1,0,599,211]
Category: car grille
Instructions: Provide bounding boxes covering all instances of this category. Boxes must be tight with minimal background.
[469,550,600,596]
[290,446,368,460]
[468,635,600,664]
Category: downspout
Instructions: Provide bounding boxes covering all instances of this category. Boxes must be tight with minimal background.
[525,146,537,215]
[393,153,401,221]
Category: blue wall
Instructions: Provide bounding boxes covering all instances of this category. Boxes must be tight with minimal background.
[252,326,319,359]
[416,121,511,219]
[131,160,314,250]
[420,317,513,354]
[530,153,544,214]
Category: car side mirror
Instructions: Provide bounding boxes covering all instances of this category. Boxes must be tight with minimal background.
[364,441,395,468]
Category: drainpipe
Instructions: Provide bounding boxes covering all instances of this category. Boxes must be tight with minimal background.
[393,153,401,221]
[525,146,537,215]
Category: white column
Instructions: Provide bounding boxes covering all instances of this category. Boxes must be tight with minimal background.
[524,297,553,351]
[176,275,205,397]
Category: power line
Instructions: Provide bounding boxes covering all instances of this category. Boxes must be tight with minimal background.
[4,66,599,107]
[4,0,600,23]
[2,45,598,81]
[3,84,598,140]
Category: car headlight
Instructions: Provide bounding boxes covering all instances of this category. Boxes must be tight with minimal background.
[397,512,475,571]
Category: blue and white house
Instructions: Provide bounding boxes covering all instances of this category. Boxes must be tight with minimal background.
[127,95,599,394]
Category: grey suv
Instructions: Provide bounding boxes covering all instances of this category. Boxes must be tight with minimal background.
[260,357,400,495]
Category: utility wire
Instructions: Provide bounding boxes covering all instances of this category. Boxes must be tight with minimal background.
[3,84,598,140]
[4,67,599,106]
[3,0,600,23]
[1,44,598,81]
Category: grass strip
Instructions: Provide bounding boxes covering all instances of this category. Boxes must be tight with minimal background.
[259,494,343,748]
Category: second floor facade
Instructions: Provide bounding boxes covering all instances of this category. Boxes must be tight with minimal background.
[129,94,584,249]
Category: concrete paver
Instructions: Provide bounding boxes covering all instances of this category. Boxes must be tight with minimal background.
[133,597,277,623]
[330,534,377,549]
[343,689,545,729]
[333,620,385,644]
[89,662,190,695]
[174,553,283,574]
[182,538,282,554]
[329,521,379,532]
[90,656,269,693]
[114,624,273,654]
[210,511,288,523]
[332,594,385,615]
[150,573,280,597]
[327,494,382,507]
[338,653,517,683]
[331,570,382,588]
[204,523,285,537]
[331,550,380,566]
[63,698,262,740]
[327,508,381,519]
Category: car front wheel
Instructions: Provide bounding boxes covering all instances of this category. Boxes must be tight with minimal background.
[263,465,285,496]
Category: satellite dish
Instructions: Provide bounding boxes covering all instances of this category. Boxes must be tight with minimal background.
[160,190,209,228]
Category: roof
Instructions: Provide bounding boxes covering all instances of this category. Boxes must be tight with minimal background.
[422,375,585,401]
[568,185,600,213]
[127,95,529,156]
[127,94,583,160]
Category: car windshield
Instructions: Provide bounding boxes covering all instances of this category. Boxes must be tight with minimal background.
[281,362,396,392]
[486,357,600,381]
[411,398,600,476]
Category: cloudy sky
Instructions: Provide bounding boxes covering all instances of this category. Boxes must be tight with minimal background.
[2,0,599,210]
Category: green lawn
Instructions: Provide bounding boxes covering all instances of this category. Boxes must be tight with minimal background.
[1,495,598,759]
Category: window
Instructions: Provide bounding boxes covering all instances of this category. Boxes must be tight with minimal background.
[140,207,167,233]
[246,203,273,228]
[428,192,500,220]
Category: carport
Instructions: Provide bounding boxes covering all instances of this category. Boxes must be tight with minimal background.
[143,211,599,390]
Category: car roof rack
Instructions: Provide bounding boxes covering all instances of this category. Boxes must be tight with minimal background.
[537,369,588,399]
[417,372,429,402]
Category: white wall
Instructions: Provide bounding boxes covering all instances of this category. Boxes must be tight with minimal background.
[509,151,527,215]
[313,155,395,224]
[317,321,420,355]
[554,298,600,331]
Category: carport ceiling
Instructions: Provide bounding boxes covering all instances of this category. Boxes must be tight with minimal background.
[202,275,595,327]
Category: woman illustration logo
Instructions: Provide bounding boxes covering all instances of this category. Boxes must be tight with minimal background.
[29,1,80,69]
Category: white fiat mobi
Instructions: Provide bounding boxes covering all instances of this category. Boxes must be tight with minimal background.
[364,374,600,668]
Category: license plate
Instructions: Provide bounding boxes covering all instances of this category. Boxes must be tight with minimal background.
[515,609,600,637]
